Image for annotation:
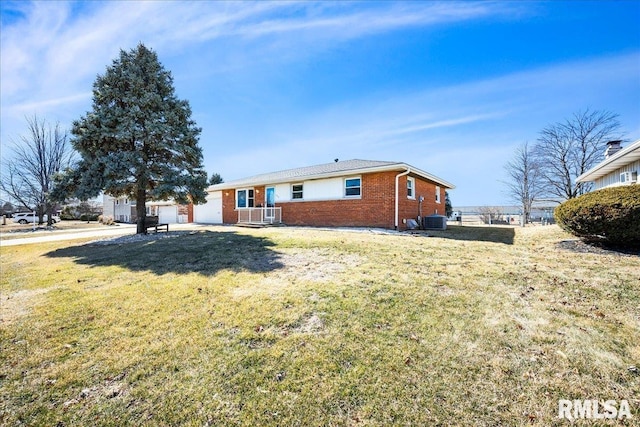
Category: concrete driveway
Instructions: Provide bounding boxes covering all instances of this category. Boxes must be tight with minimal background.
[0,224,140,247]
[0,224,209,247]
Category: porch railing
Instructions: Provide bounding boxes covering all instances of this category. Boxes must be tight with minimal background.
[237,207,282,225]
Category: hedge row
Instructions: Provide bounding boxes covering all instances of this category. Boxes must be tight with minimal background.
[554,185,640,248]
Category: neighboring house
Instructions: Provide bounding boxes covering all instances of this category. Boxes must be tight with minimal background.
[194,159,454,230]
[576,139,640,190]
[102,196,136,223]
[147,200,193,224]
[102,195,193,224]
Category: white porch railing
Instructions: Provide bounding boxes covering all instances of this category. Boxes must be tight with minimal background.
[237,207,282,225]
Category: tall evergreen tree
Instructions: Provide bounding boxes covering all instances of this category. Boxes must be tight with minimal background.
[67,44,207,234]
[444,191,453,218]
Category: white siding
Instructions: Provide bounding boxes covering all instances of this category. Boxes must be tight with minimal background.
[274,177,346,202]
[103,195,136,222]
[103,195,115,217]
[274,183,291,202]
[594,160,640,190]
[305,178,344,200]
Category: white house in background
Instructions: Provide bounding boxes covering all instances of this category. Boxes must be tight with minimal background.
[576,139,640,190]
[102,195,193,224]
[103,196,137,223]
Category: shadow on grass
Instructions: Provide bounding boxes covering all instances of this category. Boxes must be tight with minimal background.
[44,230,284,276]
[429,225,515,245]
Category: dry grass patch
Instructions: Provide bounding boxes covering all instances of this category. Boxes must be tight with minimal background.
[1,225,638,426]
[0,220,114,241]
[0,287,56,324]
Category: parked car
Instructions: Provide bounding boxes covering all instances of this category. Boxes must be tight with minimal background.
[12,212,61,224]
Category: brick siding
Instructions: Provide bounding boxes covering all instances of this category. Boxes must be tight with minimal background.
[221,171,444,229]
[177,204,194,222]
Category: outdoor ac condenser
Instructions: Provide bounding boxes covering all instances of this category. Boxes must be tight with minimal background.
[422,215,447,230]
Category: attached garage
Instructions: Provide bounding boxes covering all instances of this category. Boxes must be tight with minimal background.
[194,191,223,224]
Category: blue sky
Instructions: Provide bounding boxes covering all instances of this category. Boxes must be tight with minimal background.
[1,1,639,206]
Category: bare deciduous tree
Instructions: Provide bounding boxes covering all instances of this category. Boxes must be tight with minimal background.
[0,115,74,225]
[503,142,543,226]
[478,206,503,225]
[534,109,623,200]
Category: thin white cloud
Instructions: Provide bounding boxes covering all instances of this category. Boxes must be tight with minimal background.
[376,113,507,138]
[2,1,637,206]
[227,2,501,39]
[0,1,505,135]
[1,0,520,145]
[203,50,640,203]
[10,92,92,114]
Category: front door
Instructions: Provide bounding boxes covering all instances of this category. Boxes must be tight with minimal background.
[265,187,275,220]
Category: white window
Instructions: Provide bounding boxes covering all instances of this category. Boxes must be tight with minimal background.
[237,189,254,208]
[435,186,441,203]
[292,184,303,199]
[344,177,361,197]
[407,177,415,199]
[115,199,119,205]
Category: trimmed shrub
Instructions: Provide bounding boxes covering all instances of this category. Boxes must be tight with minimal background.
[554,185,640,248]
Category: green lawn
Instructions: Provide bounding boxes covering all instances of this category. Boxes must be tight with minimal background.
[1,225,638,426]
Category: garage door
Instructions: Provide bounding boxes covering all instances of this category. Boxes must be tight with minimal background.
[158,205,178,224]
[194,191,223,224]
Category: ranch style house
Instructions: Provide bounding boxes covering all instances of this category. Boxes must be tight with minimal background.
[193,159,455,230]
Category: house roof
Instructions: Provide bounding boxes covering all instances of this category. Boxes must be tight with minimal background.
[208,159,455,191]
[576,139,640,183]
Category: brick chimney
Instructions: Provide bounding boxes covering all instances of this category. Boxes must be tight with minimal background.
[605,140,623,158]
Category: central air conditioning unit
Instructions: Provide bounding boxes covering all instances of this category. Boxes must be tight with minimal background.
[422,215,447,230]
[620,171,638,183]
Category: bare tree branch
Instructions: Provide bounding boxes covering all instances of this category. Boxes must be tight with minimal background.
[0,115,75,225]
[534,109,623,200]
[503,141,544,225]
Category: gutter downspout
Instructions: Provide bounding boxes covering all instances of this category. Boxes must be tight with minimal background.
[395,167,411,229]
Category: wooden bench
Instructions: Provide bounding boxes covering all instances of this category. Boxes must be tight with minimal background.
[144,216,169,233]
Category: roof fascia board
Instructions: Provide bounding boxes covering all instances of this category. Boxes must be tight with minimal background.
[209,163,455,191]
[577,139,640,182]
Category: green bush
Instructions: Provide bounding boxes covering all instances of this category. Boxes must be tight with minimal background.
[555,185,640,248]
